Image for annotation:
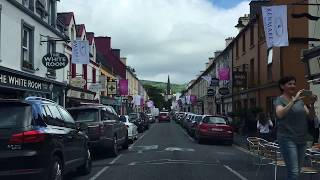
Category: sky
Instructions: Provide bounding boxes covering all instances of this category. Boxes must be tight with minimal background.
[57,0,249,84]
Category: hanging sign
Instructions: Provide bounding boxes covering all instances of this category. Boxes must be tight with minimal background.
[233,72,247,87]
[211,78,219,86]
[262,5,289,48]
[107,81,117,95]
[70,77,86,88]
[218,87,230,95]
[119,79,129,96]
[42,53,68,69]
[89,84,102,92]
[207,87,215,96]
[72,40,89,64]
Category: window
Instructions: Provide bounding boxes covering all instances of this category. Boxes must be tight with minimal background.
[47,0,56,27]
[36,0,48,19]
[58,106,75,128]
[47,40,56,77]
[22,0,34,11]
[250,25,254,46]
[71,26,75,41]
[43,105,64,127]
[21,21,34,71]
[242,33,246,53]
[235,40,239,58]
[250,59,254,86]
[267,64,273,82]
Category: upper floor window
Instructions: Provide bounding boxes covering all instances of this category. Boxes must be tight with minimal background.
[250,59,254,86]
[70,26,75,41]
[47,0,56,27]
[242,33,246,53]
[250,25,254,46]
[235,40,239,58]
[22,0,34,11]
[21,21,34,71]
[36,0,48,19]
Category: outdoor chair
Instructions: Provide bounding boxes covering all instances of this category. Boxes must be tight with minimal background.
[247,137,269,165]
[301,149,320,180]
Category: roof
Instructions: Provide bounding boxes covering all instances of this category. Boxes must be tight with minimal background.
[76,24,86,37]
[57,12,74,26]
[86,32,95,45]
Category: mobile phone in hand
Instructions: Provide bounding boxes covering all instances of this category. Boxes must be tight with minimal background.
[301,90,312,97]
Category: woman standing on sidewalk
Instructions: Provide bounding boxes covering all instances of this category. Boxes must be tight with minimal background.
[257,112,273,141]
[274,76,316,180]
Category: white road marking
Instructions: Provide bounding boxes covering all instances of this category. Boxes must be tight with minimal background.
[164,147,195,152]
[89,154,122,180]
[223,165,248,180]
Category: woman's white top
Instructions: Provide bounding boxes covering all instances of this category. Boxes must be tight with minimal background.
[257,120,273,133]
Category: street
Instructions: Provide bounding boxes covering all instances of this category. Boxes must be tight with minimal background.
[66,122,279,180]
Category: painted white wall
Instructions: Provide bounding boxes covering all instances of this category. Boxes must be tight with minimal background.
[309,0,320,48]
[1,1,66,83]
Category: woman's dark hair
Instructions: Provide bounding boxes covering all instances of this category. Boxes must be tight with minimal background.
[258,112,267,125]
[278,76,296,92]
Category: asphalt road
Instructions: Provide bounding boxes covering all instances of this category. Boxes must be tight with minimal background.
[66,121,282,180]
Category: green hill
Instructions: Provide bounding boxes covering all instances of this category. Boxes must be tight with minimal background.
[140,80,186,94]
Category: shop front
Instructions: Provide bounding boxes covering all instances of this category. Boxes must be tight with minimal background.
[0,66,65,105]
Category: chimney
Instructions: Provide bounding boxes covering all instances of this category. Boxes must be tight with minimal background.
[235,15,250,32]
[225,37,234,47]
[111,49,121,59]
[249,0,270,20]
[120,57,127,65]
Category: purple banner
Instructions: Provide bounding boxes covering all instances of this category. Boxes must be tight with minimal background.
[190,95,197,105]
[119,79,128,95]
[218,68,230,80]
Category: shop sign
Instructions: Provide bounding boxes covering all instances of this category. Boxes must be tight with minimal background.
[233,71,247,87]
[89,84,102,92]
[67,90,94,100]
[70,77,86,88]
[207,87,215,96]
[218,87,230,96]
[211,78,219,86]
[107,81,117,95]
[0,70,51,93]
[42,53,68,69]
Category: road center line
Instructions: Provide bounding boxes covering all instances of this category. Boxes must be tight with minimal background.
[89,154,123,180]
[223,165,248,180]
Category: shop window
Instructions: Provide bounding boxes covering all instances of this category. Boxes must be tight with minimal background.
[47,40,56,77]
[21,20,35,71]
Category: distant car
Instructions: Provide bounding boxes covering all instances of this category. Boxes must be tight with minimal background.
[119,115,138,142]
[147,113,155,123]
[158,112,170,122]
[195,115,233,145]
[129,113,145,133]
[187,115,203,137]
[0,97,91,180]
[139,112,150,130]
[68,104,129,157]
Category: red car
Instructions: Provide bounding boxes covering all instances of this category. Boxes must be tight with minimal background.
[158,112,170,122]
[195,115,233,145]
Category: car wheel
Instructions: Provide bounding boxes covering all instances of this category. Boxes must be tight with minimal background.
[110,136,119,157]
[77,149,92,175]
[122,135,129,149]
[48,155,63,180]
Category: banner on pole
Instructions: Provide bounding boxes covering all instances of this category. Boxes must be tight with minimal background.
[119,79,128,96]
[262,5,289,48]
[218,68,230,80]
[72,40,90,64]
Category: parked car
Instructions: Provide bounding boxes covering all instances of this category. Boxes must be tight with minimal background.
[129,113,145,133]
[147,113,155,123]
[195,115,233,145]
[158,112,170,122]
[68,104,128,157]
[139,112,150,130]
[182,113,195,129]
[0,97,91,180]
[119,115,138,142]
[187,115,203,137]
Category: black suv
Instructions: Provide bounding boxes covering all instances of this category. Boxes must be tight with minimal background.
[0,97,91,180]
[68,104,129,157]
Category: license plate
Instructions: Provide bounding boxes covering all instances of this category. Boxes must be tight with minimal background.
[211,128,222,131]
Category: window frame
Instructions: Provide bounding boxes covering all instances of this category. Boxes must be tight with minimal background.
[0,4,2,62]
[47,0,56,27]
[21,20,35,72]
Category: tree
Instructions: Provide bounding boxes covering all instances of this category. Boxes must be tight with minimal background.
[143,84,165,109]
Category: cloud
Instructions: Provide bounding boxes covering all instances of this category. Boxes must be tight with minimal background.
[58,0,250,84]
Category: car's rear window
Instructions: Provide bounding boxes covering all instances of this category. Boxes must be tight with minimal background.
[0,103,32,128]
[69,109,99,122]
[195,116,203,122]
[119,116,127,122]
[203,116,227,125]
